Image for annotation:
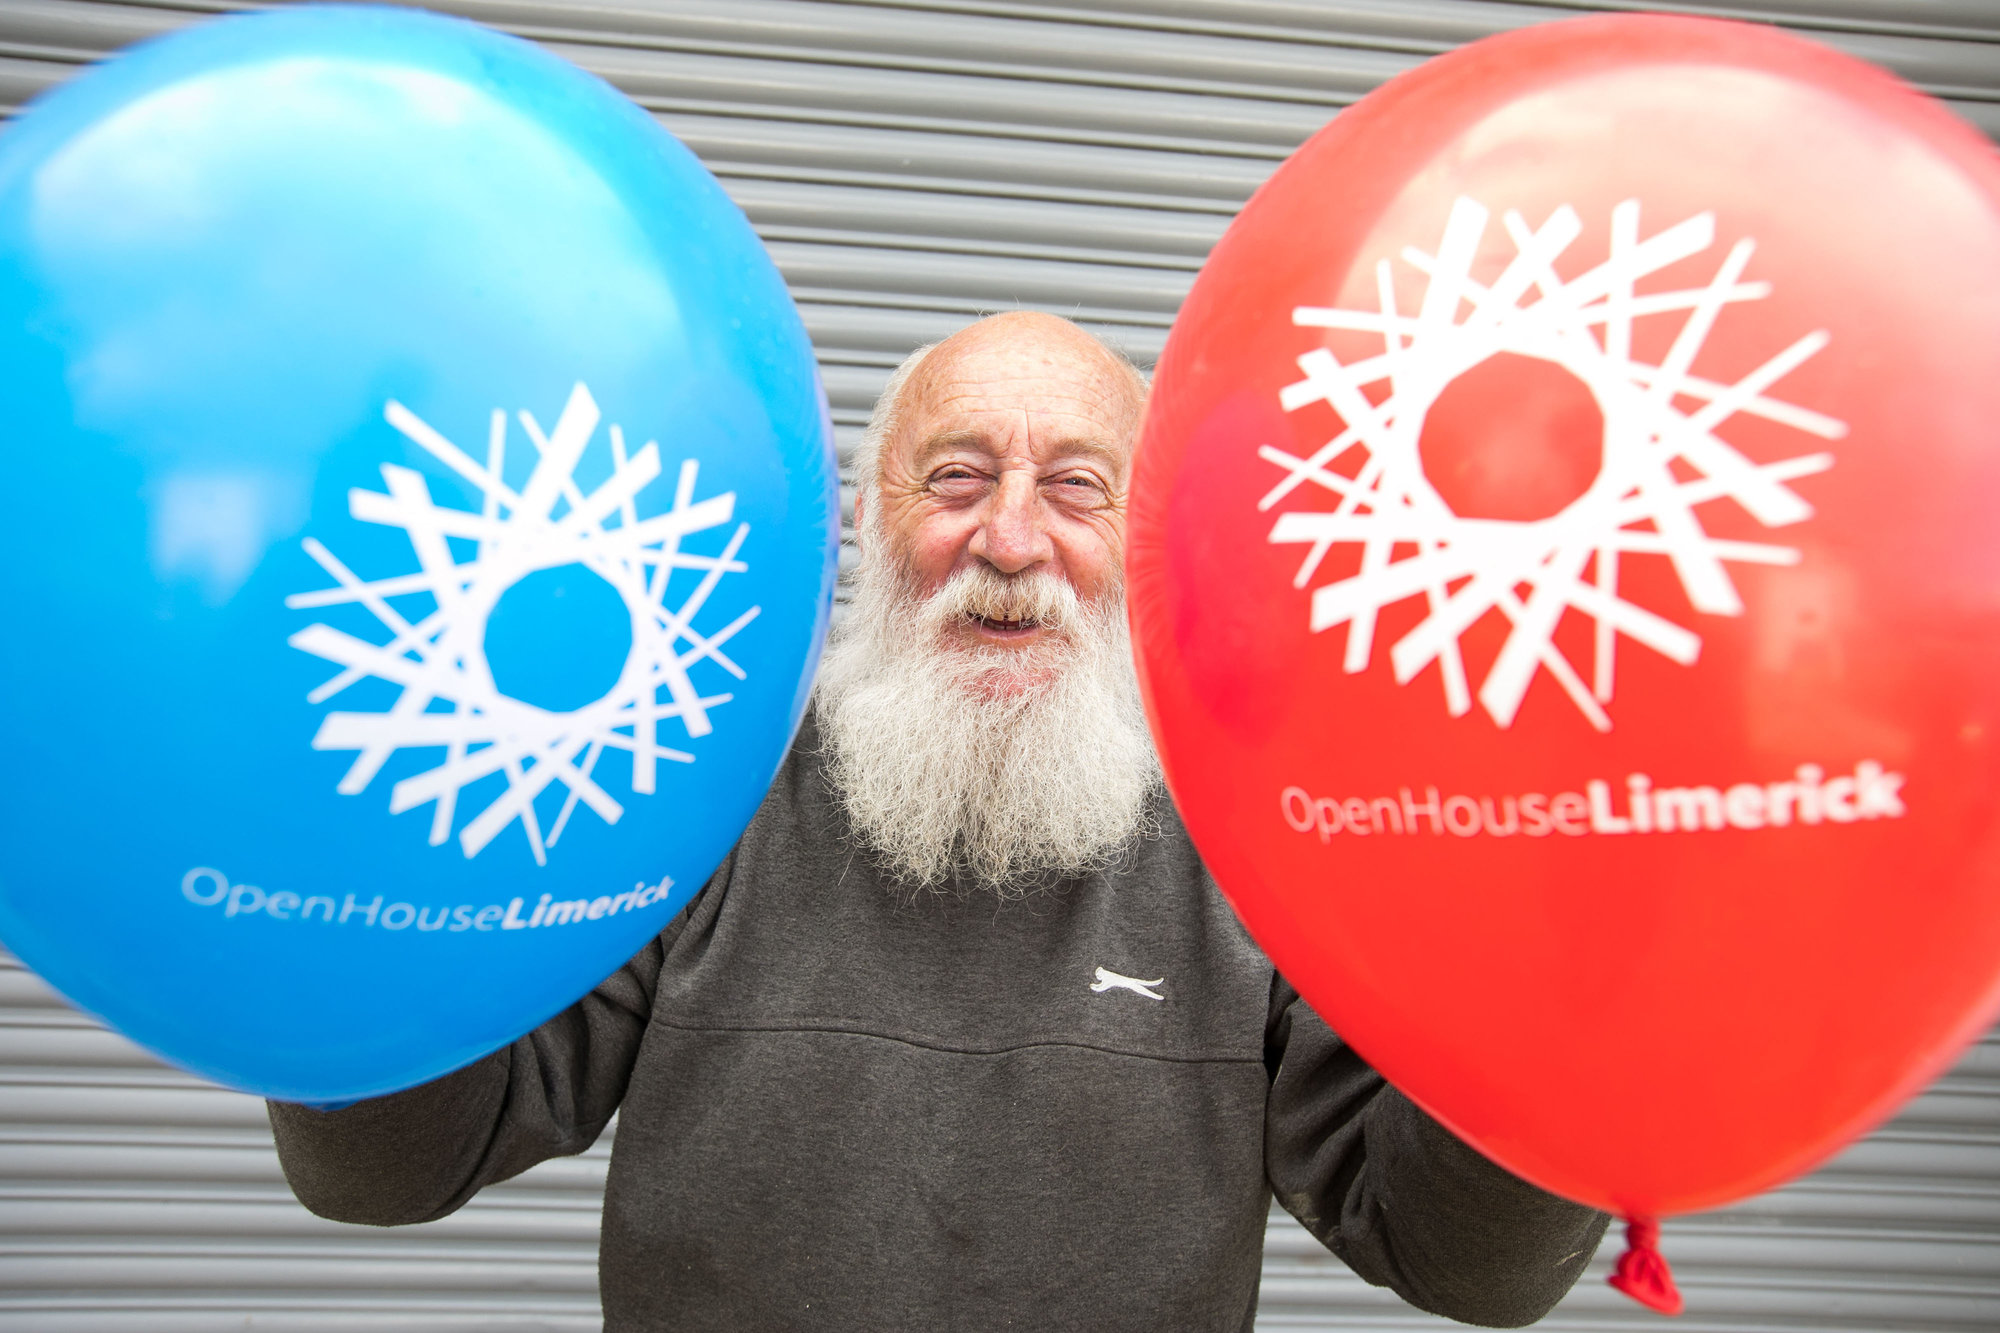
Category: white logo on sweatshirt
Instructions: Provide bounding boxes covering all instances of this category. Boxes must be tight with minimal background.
[1091,966,1165,1001]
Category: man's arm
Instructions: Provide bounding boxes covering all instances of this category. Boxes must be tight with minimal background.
[265,902,693,1226]
[1265,976,1609,1327]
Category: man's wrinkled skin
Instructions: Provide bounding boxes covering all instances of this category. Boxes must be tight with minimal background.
[861,311,1145,670]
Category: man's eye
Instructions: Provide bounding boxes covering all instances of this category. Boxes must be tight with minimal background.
[929,468,985,491]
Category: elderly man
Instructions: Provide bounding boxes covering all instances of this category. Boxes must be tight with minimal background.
[268,312,1608,1331]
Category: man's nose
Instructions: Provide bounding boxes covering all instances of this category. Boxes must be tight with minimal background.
[971,471,1055,574]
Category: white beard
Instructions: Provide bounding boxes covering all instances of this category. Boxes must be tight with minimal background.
[814,555,1162,896]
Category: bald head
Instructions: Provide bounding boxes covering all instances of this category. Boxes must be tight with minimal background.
[894,312,1146,450]
[854,312,1148,523]
[852,312,1147,666]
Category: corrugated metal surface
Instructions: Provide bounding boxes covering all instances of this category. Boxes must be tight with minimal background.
[3,945,1997,1329]
[0,948,604,1331]
[3,0,1996,474]
[1263,1032,2000,1330]
[0,0,1996,1327]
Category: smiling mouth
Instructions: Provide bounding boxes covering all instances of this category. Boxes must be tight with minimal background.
[971,614,1039,634]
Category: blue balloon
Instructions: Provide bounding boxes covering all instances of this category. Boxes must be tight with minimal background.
[0,5,837,1099]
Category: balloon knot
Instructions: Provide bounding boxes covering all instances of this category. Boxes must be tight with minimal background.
[1608,1215,1684,1316]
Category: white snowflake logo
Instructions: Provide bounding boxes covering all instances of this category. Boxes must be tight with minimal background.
[285,383,756,863]
[1260,196,1844,731]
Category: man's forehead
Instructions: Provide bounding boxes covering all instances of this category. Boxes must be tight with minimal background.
[918,374,1128,427]
[898,322,1142,457]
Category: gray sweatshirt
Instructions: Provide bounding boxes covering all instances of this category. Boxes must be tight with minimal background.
[268,714,1607,1331]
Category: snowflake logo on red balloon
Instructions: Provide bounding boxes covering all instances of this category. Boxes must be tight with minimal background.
[1259,196,1845,731]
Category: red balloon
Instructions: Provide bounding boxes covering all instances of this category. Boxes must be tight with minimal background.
[1130,9,2000,1252]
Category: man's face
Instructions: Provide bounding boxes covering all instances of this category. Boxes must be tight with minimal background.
[819,313,1160,888]
[866,313,1144,658]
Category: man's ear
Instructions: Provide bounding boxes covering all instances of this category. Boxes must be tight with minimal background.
[852,488,865,533]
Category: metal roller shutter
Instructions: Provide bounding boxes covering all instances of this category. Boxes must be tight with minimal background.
[0,1,1995,1328]
[3,942,1995,1330]
[0,949,607,1331]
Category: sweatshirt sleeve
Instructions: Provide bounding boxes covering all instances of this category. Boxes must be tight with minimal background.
[1264,976,1609,1327]
[265,900,697,1227]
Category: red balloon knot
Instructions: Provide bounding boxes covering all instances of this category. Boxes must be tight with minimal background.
[1608,1215,1684,1316]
